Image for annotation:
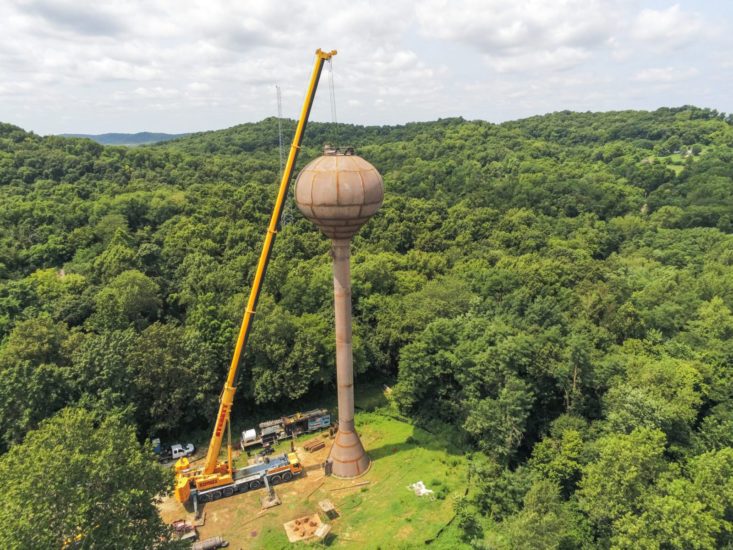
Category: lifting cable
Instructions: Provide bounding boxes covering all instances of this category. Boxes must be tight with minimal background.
[276,83,294,228]
[327,58,339,148]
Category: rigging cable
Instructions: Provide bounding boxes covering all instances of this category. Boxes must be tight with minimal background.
[275,83,293,228]
[327,58,338,148]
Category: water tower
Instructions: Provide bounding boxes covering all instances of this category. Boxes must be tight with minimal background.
[294,146,384,477]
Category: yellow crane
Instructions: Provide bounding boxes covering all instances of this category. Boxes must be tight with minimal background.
[174,48,337,505]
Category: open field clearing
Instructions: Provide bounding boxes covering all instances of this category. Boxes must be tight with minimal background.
[160,408,469,549]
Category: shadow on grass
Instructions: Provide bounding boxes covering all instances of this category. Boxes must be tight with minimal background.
[354,381,390,412]
[366,422,465,462]
[368,438,420,461]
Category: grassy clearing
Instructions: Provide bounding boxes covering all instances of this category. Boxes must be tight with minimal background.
[647,147,707,177]
[247,410,470,549]
[665,153,688,175]
[163,383,472,549]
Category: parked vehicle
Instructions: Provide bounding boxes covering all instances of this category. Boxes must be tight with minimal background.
[152,438,195,462]
[240,409,331,451]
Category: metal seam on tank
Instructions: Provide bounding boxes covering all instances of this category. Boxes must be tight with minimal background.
[310,170,316,211]
[335,154,340,208]
[357,166,366,218]
[378,170,385,205]
[370,168,382,202]
[297,170,308,216]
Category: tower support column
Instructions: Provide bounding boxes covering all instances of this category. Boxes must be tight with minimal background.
[329,238,370,478]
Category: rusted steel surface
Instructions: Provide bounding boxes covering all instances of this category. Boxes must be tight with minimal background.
[294,151,384,240]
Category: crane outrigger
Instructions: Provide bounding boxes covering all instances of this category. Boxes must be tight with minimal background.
[174,48,337,506]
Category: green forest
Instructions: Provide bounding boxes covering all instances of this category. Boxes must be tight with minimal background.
[1,106,732,548]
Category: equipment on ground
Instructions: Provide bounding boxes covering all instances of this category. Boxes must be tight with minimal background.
[240,408,331,451]
[192,536,229,550]
[283,514,328,543]
[152,439,195,462]
[193,452,302,504]
[303,437,326,453]
[174,48,337,505]
[171,519,195,534]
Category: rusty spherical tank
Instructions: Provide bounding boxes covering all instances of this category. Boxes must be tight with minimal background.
[294,149,384,240]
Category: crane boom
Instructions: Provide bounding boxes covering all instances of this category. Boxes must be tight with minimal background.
[201,48,337,475]
[173,49,338,505]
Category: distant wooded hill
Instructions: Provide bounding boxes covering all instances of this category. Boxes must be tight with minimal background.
[59,131,188,146]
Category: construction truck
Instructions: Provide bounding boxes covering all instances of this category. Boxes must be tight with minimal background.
[240,408,331,451]
[173,49,336,507]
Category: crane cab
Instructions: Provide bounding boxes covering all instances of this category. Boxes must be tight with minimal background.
[288,452,302,474]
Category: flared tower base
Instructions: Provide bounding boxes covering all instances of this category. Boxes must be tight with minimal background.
[328,428,370,478]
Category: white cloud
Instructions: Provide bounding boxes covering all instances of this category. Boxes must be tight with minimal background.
[187,82,210,92]
[0,81,34,96]
[20,0,128,36]
[633,66,699,83]
[416,0,617,72]
[631,4,703,51]
[487,47,591,73]
[84,58,160,81]
[133,86,180,98]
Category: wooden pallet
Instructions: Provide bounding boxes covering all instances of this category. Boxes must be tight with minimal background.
[283,514,323,543]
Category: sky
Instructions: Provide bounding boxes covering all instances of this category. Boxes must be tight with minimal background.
[0,0,731,135]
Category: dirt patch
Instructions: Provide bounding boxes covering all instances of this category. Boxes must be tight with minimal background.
[159,442,332,545]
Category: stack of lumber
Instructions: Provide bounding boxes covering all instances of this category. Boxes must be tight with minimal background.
[303,438,326,453]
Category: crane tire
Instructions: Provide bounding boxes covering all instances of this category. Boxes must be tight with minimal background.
[282,471,293,482]
[270,475,282,485]
[223,487,234,497]
[200,493,212,503]
[249,480,262,490]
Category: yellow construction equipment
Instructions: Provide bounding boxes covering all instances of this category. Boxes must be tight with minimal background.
[174,48,337,505]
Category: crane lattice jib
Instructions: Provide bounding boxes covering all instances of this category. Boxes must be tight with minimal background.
[201,49,337,475]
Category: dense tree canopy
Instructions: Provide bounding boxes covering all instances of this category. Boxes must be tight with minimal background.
[0,408,177,549]
[0,106,732,547]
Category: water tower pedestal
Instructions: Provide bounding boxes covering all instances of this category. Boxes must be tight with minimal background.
[329,238,370,477]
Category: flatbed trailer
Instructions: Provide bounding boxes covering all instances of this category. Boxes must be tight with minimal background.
[190,452,302,504]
